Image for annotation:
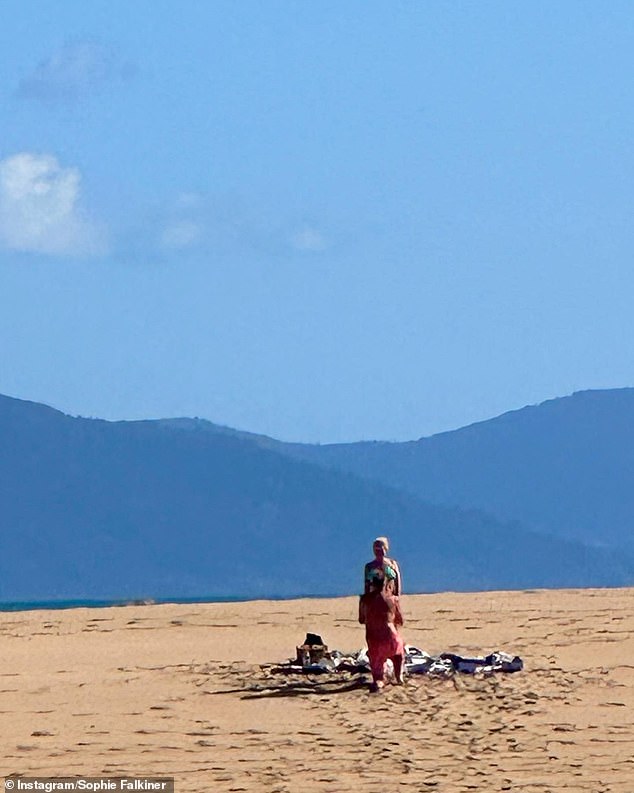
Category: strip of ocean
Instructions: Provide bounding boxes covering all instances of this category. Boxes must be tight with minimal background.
[0,593,335,612]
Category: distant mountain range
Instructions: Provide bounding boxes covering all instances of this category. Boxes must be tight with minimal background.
[1,389,632,602]
[276,388,634,551]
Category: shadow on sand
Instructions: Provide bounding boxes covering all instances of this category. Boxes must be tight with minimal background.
[205,675,370,699]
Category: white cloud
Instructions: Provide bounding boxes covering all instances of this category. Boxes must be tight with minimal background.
[0,152,107,256]
[156,192,206,252]
[159,219,203,250]
[290,225,327,252]
[16,42,134,106]
[145,193,331,261]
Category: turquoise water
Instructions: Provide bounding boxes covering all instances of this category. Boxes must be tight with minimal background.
[0,596,244,612]
[0,593,335,613]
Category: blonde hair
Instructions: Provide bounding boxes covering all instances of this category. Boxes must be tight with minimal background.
[373,536,389,551]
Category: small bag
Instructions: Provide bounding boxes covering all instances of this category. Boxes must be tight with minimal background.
[296,632,328,666]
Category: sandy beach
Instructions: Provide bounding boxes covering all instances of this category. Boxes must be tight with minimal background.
[1,587,633,792]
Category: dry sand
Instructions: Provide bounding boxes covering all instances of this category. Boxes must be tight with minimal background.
[1,587,633,792]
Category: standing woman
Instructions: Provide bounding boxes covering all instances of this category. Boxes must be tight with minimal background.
[364,536,402,597]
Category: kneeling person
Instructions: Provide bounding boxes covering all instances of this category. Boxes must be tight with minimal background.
[359,570,404,691]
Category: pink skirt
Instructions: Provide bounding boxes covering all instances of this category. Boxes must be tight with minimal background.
[367,625,404,680]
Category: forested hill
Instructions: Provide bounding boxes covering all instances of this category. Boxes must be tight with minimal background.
[273,389,634,551]
[0,392,632,602]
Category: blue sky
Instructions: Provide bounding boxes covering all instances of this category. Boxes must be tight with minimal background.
[2,1,634,442]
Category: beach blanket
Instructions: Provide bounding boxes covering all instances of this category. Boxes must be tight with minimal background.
[404,647,523,676]
[276,643,523,678]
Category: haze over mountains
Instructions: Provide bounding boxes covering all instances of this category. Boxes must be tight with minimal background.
[1,389,632,602]
[277,388,634,552]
